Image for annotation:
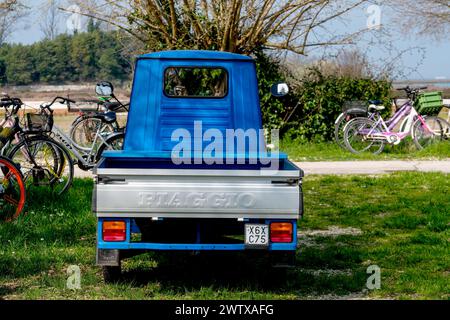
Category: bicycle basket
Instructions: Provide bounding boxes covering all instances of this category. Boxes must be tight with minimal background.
[416,91,442,115]
[342,101,368,115]
[25,112,54,133]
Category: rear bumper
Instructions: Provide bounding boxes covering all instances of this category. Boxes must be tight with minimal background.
[96,218,298,252]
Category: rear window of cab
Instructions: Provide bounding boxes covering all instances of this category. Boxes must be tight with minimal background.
[164,67,228,98]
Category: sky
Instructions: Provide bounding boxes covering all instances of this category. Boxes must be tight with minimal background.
[7,0,450,81]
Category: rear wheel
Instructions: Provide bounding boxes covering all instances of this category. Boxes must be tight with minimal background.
[412,116,444,150]
[335,113,354,149]
[7,136,74,195]
[102,265,122,284]
[0,156,26,222]
[435,117,450,140]
[70,117,117,150]
[96,132,125,162]
[344,118,385,155]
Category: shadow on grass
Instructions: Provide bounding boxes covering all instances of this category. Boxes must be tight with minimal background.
[0,285,16,298]
[117,246,368,297]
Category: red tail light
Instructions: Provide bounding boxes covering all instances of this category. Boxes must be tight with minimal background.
[270,222,293,243]
[103,221,126,242]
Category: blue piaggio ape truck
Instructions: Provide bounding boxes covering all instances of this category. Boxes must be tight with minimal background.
[92,50,304,282]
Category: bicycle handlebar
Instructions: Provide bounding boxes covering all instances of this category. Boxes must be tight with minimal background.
[0,97,23,107]
[41,96,76,112]
[396,86,428,92]
[0,98,23,117]
[395,86,427,101]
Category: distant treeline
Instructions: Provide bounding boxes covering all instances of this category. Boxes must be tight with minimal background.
[0,28,132,85]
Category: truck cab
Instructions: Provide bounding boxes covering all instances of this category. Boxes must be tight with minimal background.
[93,50,304,282]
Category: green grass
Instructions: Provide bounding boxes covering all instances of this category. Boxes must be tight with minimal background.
[281,139,450,161]
[0,173,449,300]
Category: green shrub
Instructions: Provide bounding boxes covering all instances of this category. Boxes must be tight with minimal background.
[256,55,392,141]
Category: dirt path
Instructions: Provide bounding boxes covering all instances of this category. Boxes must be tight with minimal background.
[295,160,450,175]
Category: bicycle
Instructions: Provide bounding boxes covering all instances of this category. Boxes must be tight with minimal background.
[343,86,444,154]
[69,81,127,153]
[24,96,124,171]
[334,100,382,148]
[436,104,450,140]
[0,156,26,222]
[0,97,74,195]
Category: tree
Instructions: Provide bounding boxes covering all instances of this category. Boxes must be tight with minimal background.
[0,0,28,45]
[98,47,123,79]
[4,44,34,85]
[62,0,372,56]
[387,0,450,39]
[87,17,101,33]
[39,0,61,40]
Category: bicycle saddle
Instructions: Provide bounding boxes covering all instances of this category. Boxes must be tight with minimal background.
[369,100,383,105]
[369,104,385,112]
[96,111,117,124]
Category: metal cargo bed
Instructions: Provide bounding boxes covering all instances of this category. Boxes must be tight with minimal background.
[93,156,303,220]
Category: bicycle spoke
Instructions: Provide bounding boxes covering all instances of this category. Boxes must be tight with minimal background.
[9,138,73,195]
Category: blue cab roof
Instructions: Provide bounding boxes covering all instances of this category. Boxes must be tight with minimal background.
[115,49,268,162]
[139,50,253,61]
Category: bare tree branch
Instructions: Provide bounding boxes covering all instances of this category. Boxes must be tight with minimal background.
[385,0,450,39]
[0,0,28,44]
[64,0,372,55]
[40,0,60,40]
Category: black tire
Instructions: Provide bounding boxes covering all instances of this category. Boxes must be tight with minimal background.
[102,265,122,284]
[335,112,368,149]
[96,132,125,162]
[435,117,450,140]
[334,113,348,149]
[344,117,385,155]
[412,116,444,150]
[7,136,74,195]
[70,116,118,149]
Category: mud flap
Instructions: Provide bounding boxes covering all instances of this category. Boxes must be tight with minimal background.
[96,249,120,266]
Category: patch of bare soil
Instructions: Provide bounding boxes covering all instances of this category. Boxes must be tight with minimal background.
[299,226,363,237]
[303,290,373,300]
[0,84,131,101]
[297,226,363,248]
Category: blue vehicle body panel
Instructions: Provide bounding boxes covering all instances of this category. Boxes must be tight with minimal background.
[99,151,297,171]
[139,50,253,61]
[119,50,263,157]
[98,218,298,251]
[95,51,301,256]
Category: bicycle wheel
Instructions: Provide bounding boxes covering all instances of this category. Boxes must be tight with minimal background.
[435,117,450,140]
[412,116,444,150]
[70,117,116,150]
[334,113,349,149]
[96,132,125,162]
[7,136,74,195]
[344,118,385,155]
[0,156,26,222]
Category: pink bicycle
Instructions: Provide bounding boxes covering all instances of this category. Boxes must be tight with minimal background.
[343,86,444,154]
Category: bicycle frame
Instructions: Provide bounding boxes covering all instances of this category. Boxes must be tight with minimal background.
[362,101,431,144]
[50,124,111,169]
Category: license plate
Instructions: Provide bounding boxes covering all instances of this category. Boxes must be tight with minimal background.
[245,224,269,247]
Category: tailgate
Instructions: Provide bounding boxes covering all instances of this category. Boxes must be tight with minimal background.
[93,166,302,219]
